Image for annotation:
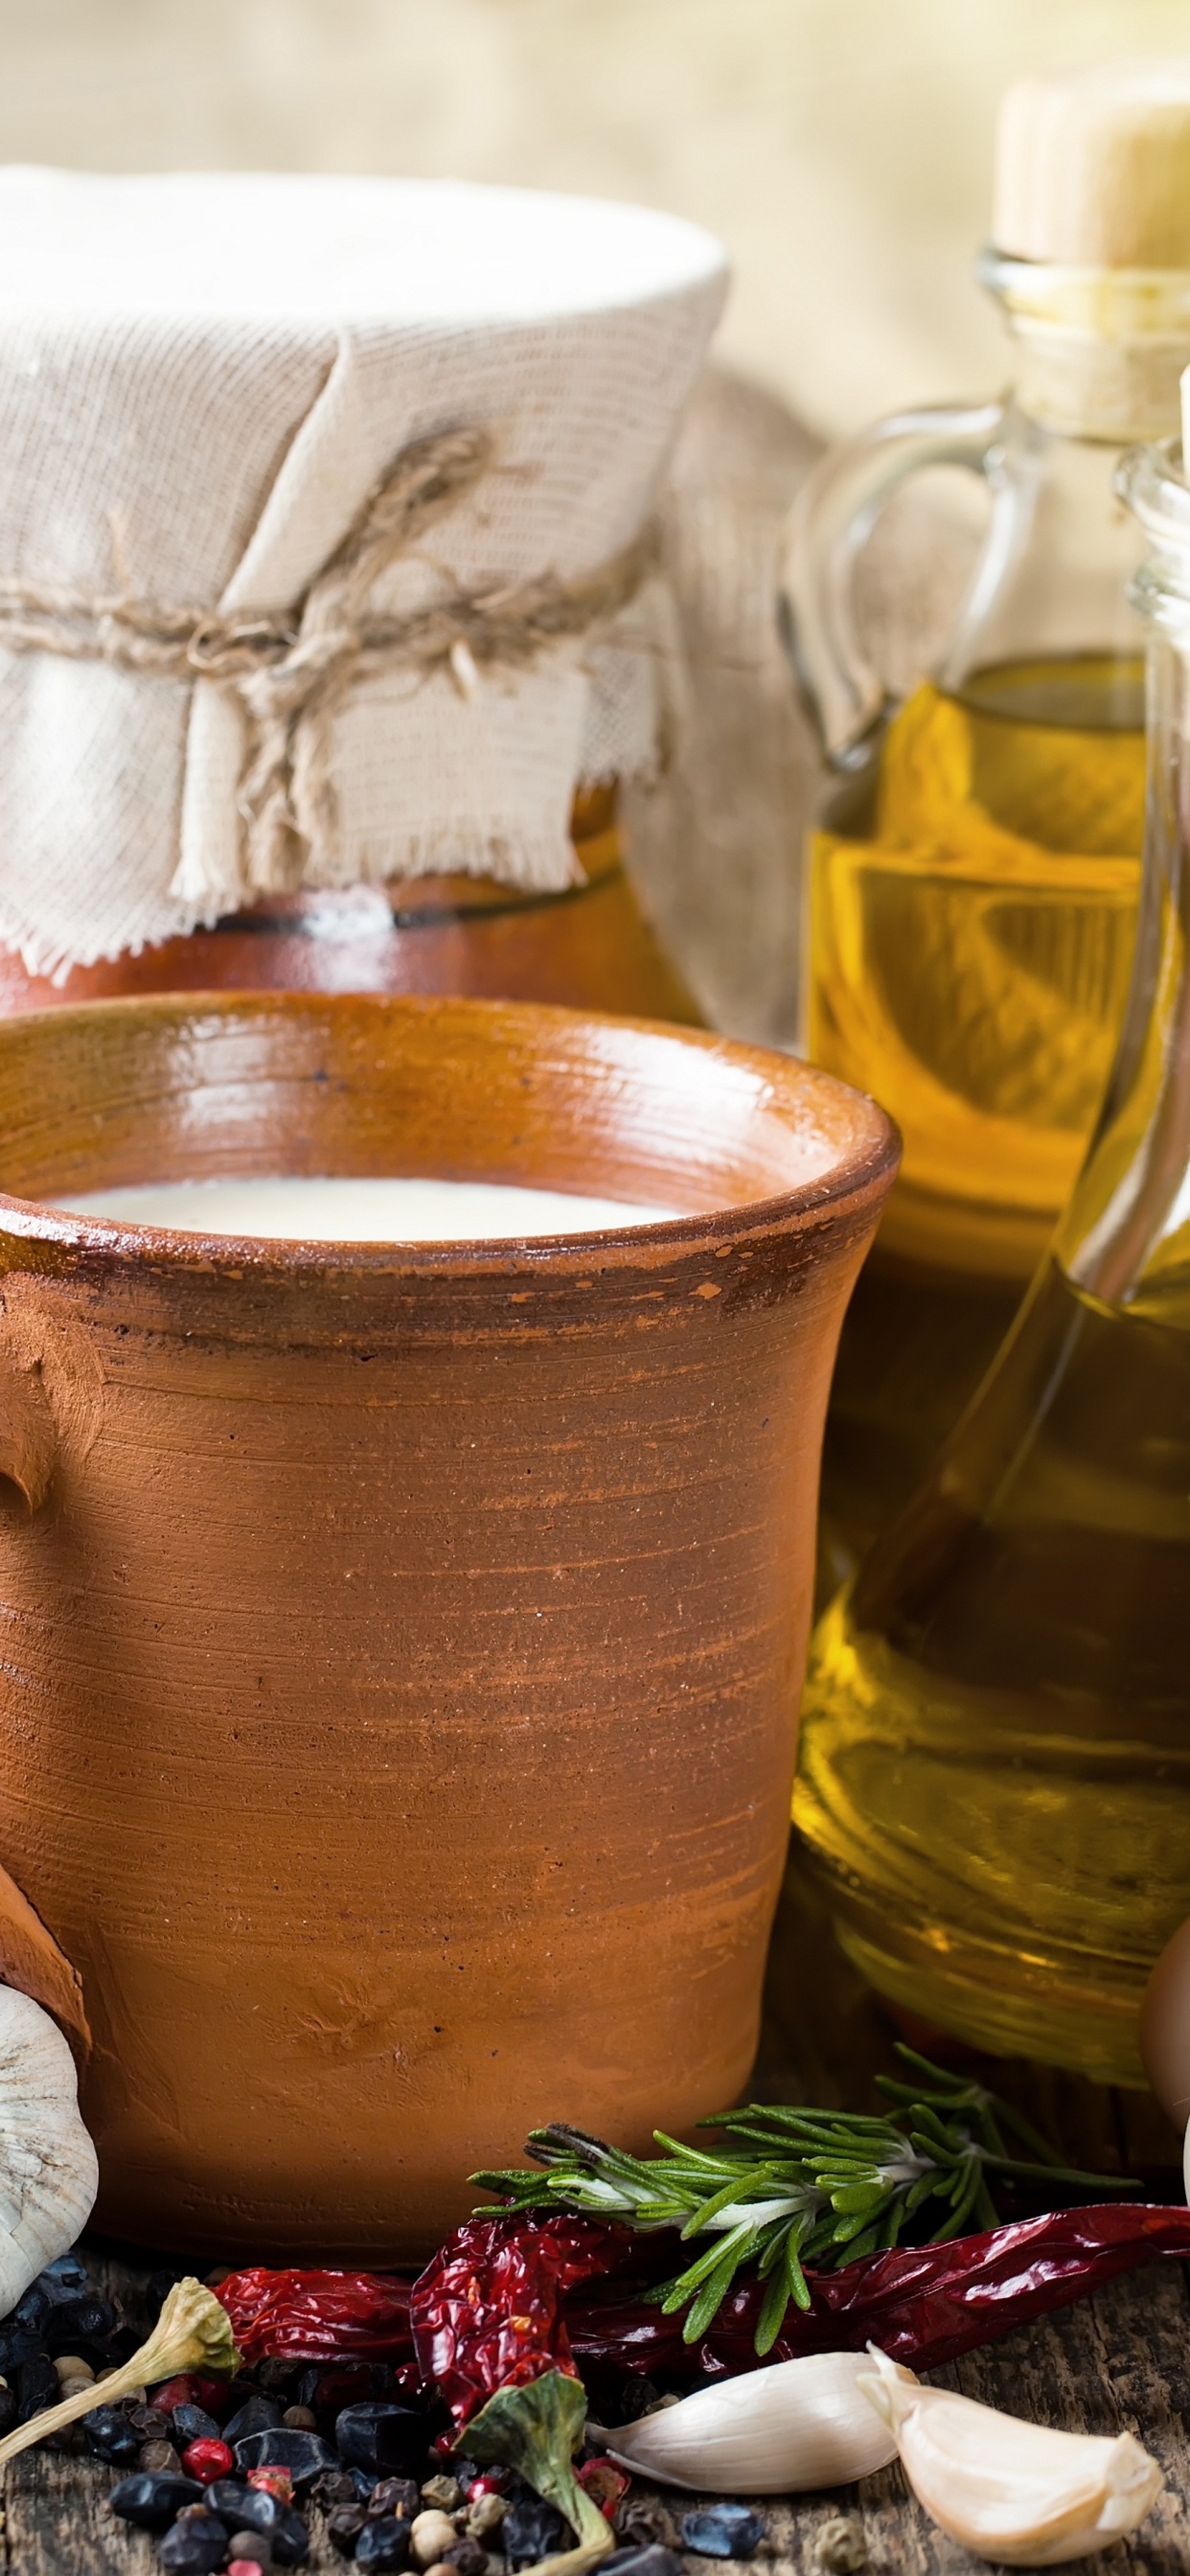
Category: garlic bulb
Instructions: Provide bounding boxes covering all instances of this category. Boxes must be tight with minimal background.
[858,2346,1163,2565]
[0,1986,98,2315]
[606,2351,912,2493]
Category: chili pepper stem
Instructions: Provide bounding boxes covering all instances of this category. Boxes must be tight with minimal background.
[460,2366,614,2576]
[519,2533,616,2576]
[0,2277,239,2468]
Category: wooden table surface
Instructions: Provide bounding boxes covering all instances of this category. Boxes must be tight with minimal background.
[11,1850,1189,2575]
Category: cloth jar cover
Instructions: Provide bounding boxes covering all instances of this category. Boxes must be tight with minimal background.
[0,170,727,976]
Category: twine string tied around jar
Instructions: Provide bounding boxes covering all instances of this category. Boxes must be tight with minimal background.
[0,425,657,895]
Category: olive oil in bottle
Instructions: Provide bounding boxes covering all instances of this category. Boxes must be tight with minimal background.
[796,1254,1190,2084]
[810,656,1146,1590]
[780,60,1190,1588]
[794,423,1190,2085]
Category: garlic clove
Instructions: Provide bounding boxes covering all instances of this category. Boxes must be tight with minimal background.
[606,2350,914,2494]
[0,1984,97,2317]
[858,2345,1163,2565]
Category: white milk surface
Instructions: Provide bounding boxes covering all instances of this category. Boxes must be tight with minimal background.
[48,1175,677,1243]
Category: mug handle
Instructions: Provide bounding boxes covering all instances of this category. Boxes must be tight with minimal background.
[778,397,1011,766]
[0,1330,57,1511]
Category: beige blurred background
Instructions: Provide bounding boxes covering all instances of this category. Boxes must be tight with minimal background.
[4,0,1190,436]
[3,0,1185,1038]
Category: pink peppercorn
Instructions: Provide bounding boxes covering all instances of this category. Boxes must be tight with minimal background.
[578,2461,630,2521]
[228,2563,263,2575]
[247,2464,294,2504]
[468,2475,509,2500]
[181,2436,235,2484]
[152,2374,230,2418]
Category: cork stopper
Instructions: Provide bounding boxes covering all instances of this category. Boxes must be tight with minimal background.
[995,61,1190,267]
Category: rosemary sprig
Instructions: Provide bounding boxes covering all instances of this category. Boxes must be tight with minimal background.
[470,2046,1136,2356]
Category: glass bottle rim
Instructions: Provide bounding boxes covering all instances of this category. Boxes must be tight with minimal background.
[978,245,1190,344]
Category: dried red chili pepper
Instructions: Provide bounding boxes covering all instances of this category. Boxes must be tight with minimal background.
[565,2202,1190,2382]
[217,2204,1190,2422]
[410,2213,623,2430]
[410,2215,629,2574]
[217,2267,415,2368]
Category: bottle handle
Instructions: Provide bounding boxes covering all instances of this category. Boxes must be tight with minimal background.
[778,398,1010,766]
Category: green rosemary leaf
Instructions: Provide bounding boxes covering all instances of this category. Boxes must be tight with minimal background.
[755,2256,795,2356]
[837,2220,881,2263]
[469,2061,1135,2359]
[676,2171,777,2240]
[683,2246,749,2342]
[973,2173,1000,2232]
[651,2129,747,2175]
[981,2154,1137,2192]
[657,2217,759,2309]
[825,2181,887,2215]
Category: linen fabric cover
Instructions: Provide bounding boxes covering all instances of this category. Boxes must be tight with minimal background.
[0,169,726,975]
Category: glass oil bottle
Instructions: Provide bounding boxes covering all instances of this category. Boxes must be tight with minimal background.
[782,65,1190,1594]
[792,414,1190,2086]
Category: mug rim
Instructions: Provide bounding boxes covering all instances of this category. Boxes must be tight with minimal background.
[0,989,901,1277]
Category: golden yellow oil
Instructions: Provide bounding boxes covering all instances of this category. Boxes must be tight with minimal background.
[810,655,1146,1586]
[794,1252,1190,2084]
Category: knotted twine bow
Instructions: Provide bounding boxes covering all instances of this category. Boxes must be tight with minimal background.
[0,426,656,895]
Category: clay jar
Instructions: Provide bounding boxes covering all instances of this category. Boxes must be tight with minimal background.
[0,993,896,2258]
[0,790,703,1026]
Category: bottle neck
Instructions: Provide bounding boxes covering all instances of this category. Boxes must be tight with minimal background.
[982,247,1190,445]
[1055,520,1190,1320]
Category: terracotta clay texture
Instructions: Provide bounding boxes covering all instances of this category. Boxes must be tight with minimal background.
[0,993,896,2259]
[0,793,702,1026]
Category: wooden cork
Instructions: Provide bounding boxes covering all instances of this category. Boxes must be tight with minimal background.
[995,61,1190,267]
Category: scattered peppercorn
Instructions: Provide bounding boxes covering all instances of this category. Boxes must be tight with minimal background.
[181,2436,236,2484]
[16,2354,60,2422]
[444,2538,487,2576]
[81,2402,142,2465]
[109,2471,205,2529]
[174,2404,223,2446]
[153,2375,234,2420]
[502,2496,573,2569]
[224,2394,285,2446]
[129,2403,172,2438]
[422,2474,464,2511]
[337,2403,429,2478]
[237,2426,337,2492]
[411,2507,458,2567]
[249,2467,296,2504]
[158,2507,229,2573]
[812,2518,867,2575]
[358,2520,416,2574]
[328,2501,368,2555]
[679,2506,766,2561]
[578,2460,629,2520]
[372,2477,421,2519]
[140,2440,184,2475]
[464,2493,507,2541]
[614,2501,679,2555]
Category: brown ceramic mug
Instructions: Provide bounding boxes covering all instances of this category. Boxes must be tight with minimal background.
[0,992,896,2259]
